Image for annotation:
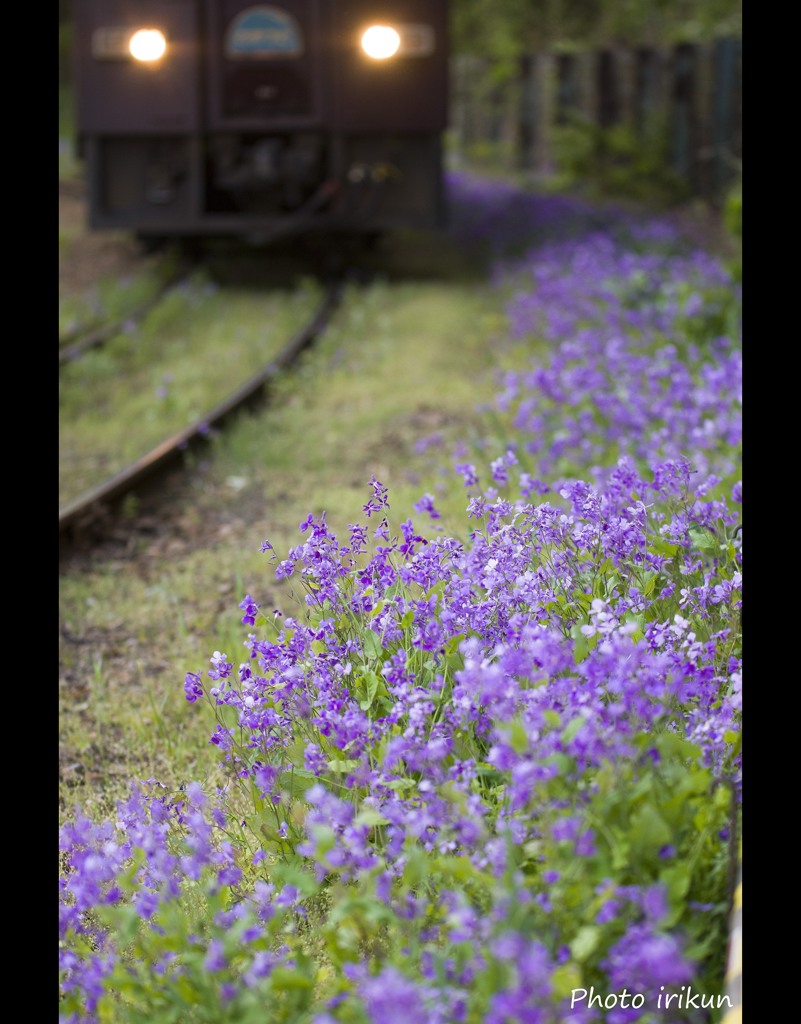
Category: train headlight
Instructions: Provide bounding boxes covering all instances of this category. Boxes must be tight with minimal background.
[359,23,435,60]
[129,28,167,62]
[361,25,400,60]
[92,26,169,61]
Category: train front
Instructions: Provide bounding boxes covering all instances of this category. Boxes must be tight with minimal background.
[72,0,449,243]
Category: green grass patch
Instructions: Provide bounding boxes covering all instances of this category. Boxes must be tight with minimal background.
[59,273,324,507]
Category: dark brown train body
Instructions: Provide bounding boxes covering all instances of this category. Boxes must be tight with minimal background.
[72,0,449,243]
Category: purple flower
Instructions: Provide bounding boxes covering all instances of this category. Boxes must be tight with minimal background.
[203,939,226,972]
[455,462,479,488]
[413,493,441,520]
[184,672,203,703]
[358,966,430,1024]
[238,594,259,625]
[604,922,695,996]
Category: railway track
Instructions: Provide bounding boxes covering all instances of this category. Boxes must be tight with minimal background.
[59,274,345,554]
[59,261,195,366]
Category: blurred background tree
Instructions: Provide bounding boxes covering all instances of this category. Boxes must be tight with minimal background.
[451,0,742,81]
[448,0,741,209]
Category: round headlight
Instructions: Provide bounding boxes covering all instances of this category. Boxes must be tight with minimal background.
[129,29,167,62]
[361,25,400,60]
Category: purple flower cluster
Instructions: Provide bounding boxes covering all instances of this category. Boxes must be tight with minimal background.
[493,235,740,482]
[445,170,622,258]
[60,172,741,1021]
[59,780,317,1021]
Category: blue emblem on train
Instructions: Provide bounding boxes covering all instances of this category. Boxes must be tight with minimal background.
[225,6,303,59]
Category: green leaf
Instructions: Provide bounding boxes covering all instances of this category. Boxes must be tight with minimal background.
[358,669,381,711]
[659,864,691,925]
[622,613,645,643]
[279,766,319,800]
[402,845,428,888]
[431,854,493,890]
[271,860,321,898]
[509,718,528,754]
[654,731,702,762]
[361,631,383,660]
[96,903,141,946]
[561,717,585,744]
[570,925,601,963]
[326,758,360,773]
[629,803,672,861]
[689,527,716,551]
[355,807,390,828]
[546,753,574,775]
[386,777,415,791]
[475,763,506,786]
[445,632,465,655]
[308,824,337,857]
[552,963,583,999]
[572,630,590,663]
[269,967,314,991]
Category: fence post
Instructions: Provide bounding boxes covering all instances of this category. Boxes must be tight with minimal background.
[712,37,742,195]
[575,50,596,122]
[597,49,621,128]
[536,50,558,179]
[694,43,718,201]
[450,55,489,157]
[448,54,467,159]
[634,47,666,142]
[556,52,580,125]
[616,47,638,130]
[517,53,539,173]
[670,43,699,192]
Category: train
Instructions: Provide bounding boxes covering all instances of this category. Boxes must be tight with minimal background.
[71,0,449,246]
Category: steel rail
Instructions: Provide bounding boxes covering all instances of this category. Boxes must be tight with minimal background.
[59,276,344,546]
[59,263,195,366]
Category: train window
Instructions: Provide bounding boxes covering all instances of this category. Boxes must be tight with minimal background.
[225,6,304,59]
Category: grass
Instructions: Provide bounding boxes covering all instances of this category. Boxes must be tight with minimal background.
[59,272,325,507]
[58,251,183,340]
[59,227,507,823]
